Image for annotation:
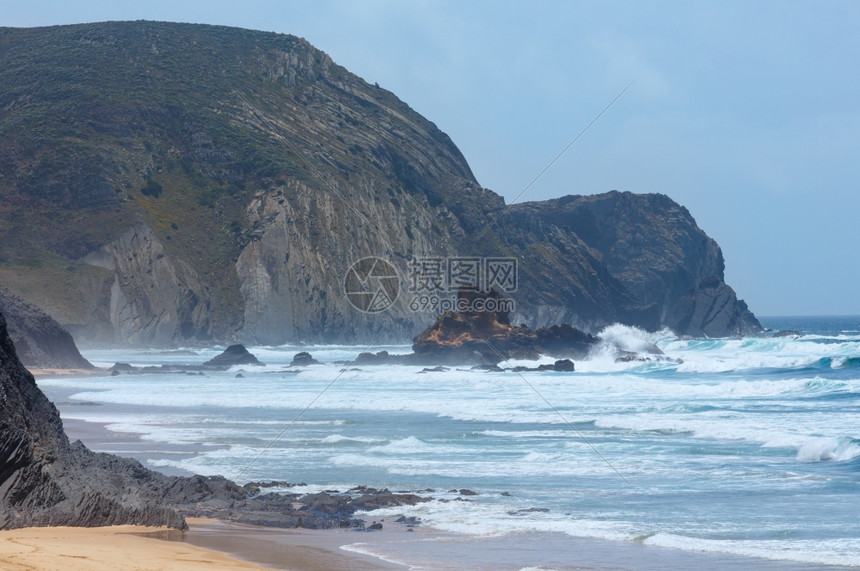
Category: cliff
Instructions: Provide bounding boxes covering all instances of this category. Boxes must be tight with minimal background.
[510,192,761,336]
[0,21,760,345]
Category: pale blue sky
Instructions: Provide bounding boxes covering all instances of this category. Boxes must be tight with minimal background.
[3,1,859,316]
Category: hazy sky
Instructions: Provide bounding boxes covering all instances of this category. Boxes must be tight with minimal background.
[4,1,859,316]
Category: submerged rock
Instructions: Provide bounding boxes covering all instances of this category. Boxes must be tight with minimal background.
[418,366,450,373]
[513,359,576,373]
[773,329,801,338]
[110,362,136,373]
[290,351,320,366]
[203,344,264,369]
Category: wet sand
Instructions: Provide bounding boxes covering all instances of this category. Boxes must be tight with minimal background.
[1,517,833,571]
[179,518,407,570]
[181,519,830,571]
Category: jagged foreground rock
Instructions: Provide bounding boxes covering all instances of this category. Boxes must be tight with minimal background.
[0,309,183,528]
[0,309,426,530]
[0,22,760,345]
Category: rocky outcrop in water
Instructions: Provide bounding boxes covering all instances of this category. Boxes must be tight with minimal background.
[412,291,598,365]
[291,351,321,366]
[0,289,93,370]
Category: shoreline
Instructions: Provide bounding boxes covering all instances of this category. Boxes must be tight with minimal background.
[185,521,851,571]
[2,518,836,571]
[29,366,111,378]
[36,374,847,570]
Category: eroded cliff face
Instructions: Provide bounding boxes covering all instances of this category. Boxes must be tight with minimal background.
[234,177,456,344]
[0,22,760,345]
[81,222,212,346]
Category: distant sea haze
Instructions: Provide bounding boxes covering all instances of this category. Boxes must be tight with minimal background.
[38,317,860,569]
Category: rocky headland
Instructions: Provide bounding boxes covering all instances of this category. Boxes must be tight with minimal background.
[0,22,760,348]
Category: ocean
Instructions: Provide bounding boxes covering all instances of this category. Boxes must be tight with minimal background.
[37,316,859,569]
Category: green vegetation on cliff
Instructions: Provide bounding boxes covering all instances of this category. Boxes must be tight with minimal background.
[0,21,759,345]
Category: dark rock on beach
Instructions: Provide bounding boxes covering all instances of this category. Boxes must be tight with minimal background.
[167,481,428,530]
[0,289,93,370]
[395,515,422,525]
[0,308,183,529]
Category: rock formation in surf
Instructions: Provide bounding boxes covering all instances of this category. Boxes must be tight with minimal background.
[412,290,598,365]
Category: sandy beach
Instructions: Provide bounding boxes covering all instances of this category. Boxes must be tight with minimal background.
[0,518,414,570]
[0,522,267,570]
